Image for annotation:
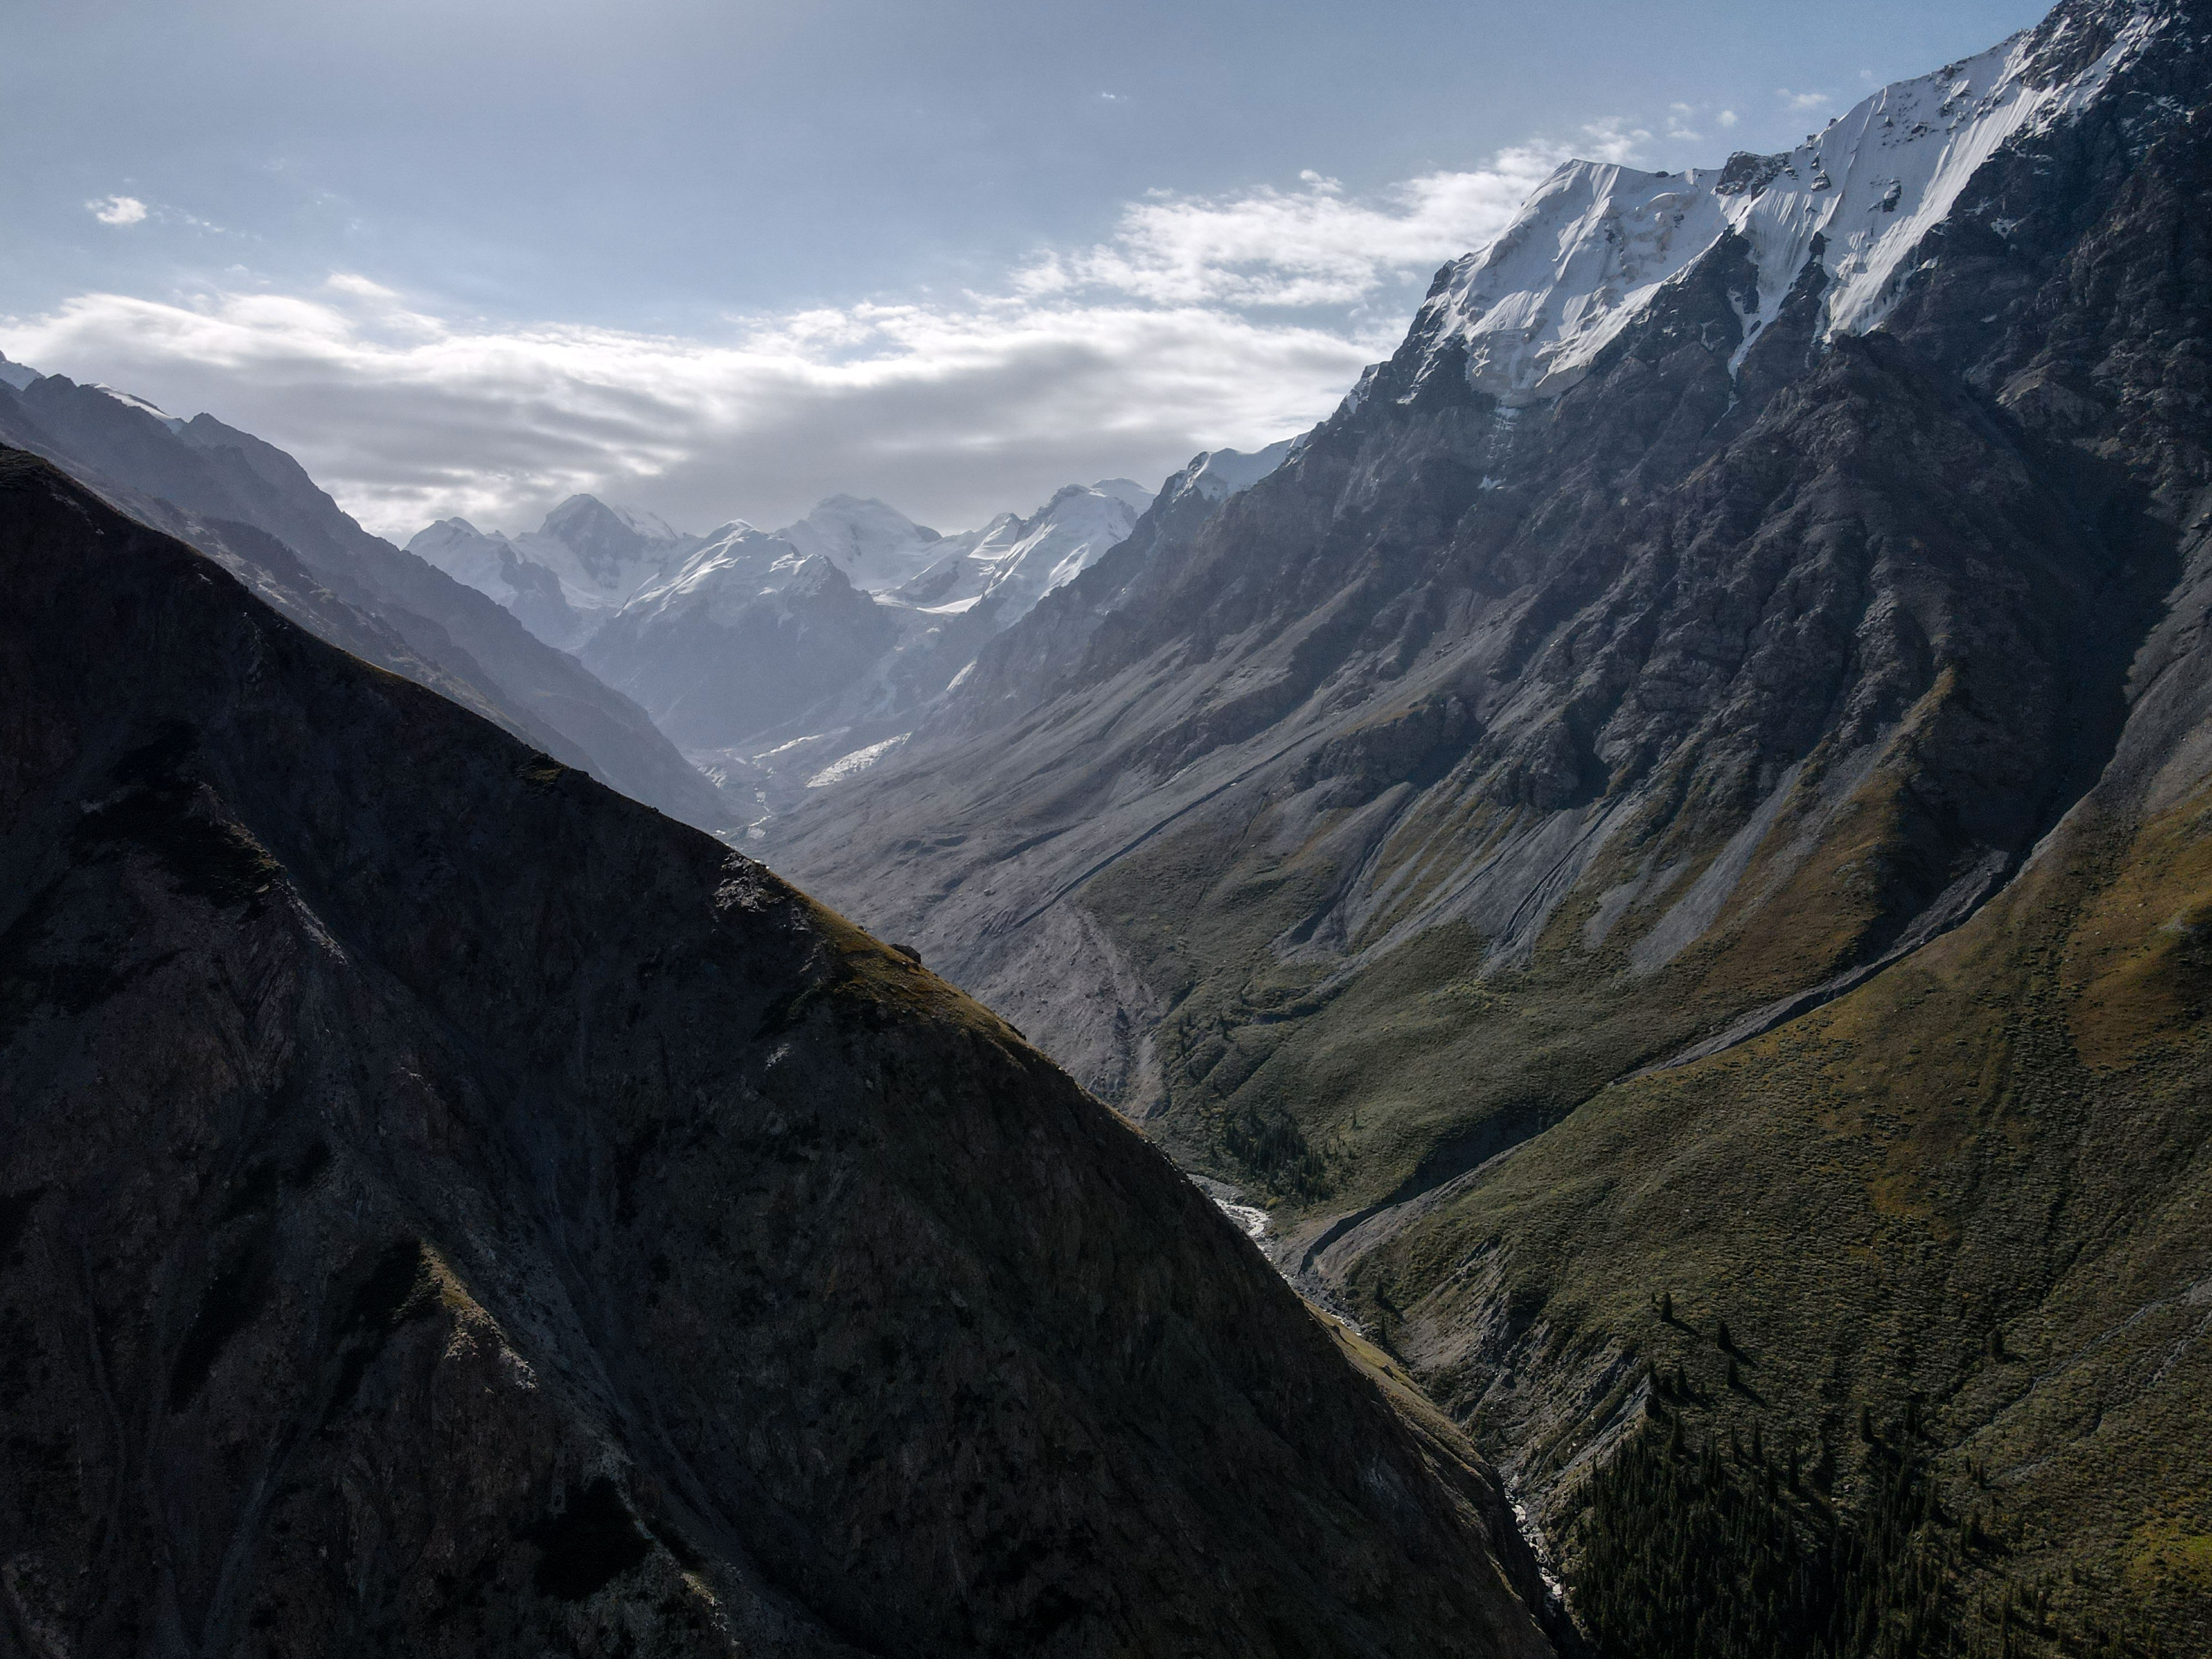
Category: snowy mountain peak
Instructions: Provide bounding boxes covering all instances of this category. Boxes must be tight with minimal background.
[625,522,821,617]
[778,495,944,593]
[1093,478,1156,513]
[1177,441,1296,505]
[1412,0,2175,404]
[535,497,681,562]
[498,493,700,620]
[888,480,1151,620]
[406,493,698,647]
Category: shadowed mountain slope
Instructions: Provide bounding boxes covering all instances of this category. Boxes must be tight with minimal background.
[0,450,1553,1656]
[0,375,736,833]
[765,1,2212,1643]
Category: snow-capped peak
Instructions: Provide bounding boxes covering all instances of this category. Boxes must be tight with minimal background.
[505,493,699,613]
[1179,441,1296,504]
[887,480,1154,620]
[1412,0,2174,404]
[776,495,943,593]
[543,493,685,547]
[407,492,701,647]
[1093,478,1156,513]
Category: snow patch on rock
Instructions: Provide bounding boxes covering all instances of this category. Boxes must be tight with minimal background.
[807,732,910,788]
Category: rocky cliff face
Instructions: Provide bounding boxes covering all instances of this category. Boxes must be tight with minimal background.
[764,0,2212,1640]
[0,449,1553,1656]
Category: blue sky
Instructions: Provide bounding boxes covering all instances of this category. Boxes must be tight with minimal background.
[4,0,2047,537]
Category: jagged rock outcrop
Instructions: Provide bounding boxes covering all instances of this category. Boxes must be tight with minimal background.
[0,448,1554,1657]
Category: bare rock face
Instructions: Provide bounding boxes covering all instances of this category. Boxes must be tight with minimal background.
[0,451,1552,1657]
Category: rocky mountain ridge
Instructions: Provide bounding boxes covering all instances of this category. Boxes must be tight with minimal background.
[0,444,1556,1657]
[763,0,2212,1643]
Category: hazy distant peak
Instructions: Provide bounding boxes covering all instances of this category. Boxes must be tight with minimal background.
[0,352,39,392]
[1093,478,1156,512]
[1180,439,1295,504]
[778,494,944,592]
[421,514,497,539]
[540,492,687,545]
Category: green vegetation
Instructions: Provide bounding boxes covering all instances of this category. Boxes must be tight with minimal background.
[1074,682,2212,1656]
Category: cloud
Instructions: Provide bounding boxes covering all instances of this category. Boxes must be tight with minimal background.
[9,134,1622,540]
[1575,119,1652,166]
[1718,109,1739,129]
[1776,88,1833,114]
[1012,147,1565,312]
[85,194,232,234]
[7,281,1377,540]
[325,272,401,300]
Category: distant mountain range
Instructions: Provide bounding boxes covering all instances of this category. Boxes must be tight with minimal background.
[0,348,1288,848]
[406,452,1289,831]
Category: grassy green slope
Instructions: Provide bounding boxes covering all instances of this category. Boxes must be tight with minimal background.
[1369,758,2212,1647]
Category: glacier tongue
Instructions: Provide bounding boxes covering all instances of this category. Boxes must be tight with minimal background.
[1415,0,2170,404]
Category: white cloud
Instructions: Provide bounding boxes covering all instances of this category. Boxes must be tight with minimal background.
[88,195,148,226]
[10,133,1628,541]
[7,281,1376,540]
[1718,109,1739,129]
[1776,88,1833,114]
[325,272,401,300]
[1013,146,1565,311]
[1575,119,1651,166]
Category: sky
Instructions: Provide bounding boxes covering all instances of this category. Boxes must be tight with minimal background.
[3,0,2050,541]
